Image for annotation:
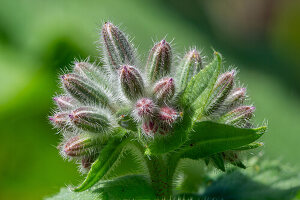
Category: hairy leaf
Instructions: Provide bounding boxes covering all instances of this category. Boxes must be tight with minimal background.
[73,137,129,192]
[46,175,155,200]
[180,121,266,160]
[180,52,222,108]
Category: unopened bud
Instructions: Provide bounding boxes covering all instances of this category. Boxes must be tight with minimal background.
[159,106,178,125]
[61,73,110,107]
[69,107,111,133]
[134,98,156,119]
[81,153,99,171]
[53,96,76,111]
[220,106,255,126]
[120,65,144,101]
[142,120,159,136]
[146,40,172,82]
[63,134,100,157]
[223,87,246,107]
[49,112,69,129]
[101,22,135,70]
[206,70,236,114]
[177,49,203,90]
[74,62,109,88]
[153,77,175,103]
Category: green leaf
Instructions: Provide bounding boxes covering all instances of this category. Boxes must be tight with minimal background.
[232,142,264,151]
[191,55,222,121]
[180,52,222,108]
[145,111,192,155]
[45,188,100,200]
[211,153,225,172]
[73,137,129,192]
[46,175,156,200]
[95,175,156,200]
[180,121,266,160]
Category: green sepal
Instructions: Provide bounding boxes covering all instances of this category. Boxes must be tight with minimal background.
[72,136,129,192]
[232,142,264,151]
[211,153,226,172]
[179,52,221,108]
[144,111,192,155]
[230,159,246,169]
[180,121,266,160]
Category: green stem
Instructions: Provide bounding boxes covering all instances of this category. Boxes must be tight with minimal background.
[146,155,172,198]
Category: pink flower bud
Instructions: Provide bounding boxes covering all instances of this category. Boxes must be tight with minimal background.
[220,106,255,127]
[102,22,135,70]
[134,98,156,119]
[142,120,159,136]
[120,65,144,101]
[153,77,175,103]
[63,134,99,157]
[147,40,172,82]
[159,106,178,125]
[49,112,69,129]
[224,87,246,107]
[69,107,111,133]
[53,96,76,111]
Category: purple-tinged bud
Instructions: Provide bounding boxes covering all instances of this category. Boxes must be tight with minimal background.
[53,96,76,111]
[177,49,203,90]
[205,70,236,114]
[159,106,178,125]
[63,134,100,157]
[142,120,159,136]
[49,112,69,129]
[81,153,99,171]
[220,106,255,126]
[146,40,172,82]
[153,77,175,103]
[223,87,246,107]
[101,22,135,70]
[120,65,144,101]
[73,62,109,88]
[134,98,156,119]
[69,107,111,133]
[61,73,110,107]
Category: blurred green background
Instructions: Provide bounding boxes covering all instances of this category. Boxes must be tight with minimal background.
[0,0,299,199]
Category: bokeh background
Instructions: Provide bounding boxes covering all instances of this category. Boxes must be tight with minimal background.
[0,0,299,199]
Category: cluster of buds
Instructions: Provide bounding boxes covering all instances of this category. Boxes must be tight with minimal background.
[50,22,257,173]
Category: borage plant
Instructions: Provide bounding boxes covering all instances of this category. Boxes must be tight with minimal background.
[49,22,267,199]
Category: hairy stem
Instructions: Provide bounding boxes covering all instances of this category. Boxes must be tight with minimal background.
[146,155,172,198]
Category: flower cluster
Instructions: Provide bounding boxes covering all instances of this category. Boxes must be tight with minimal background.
[50,22,261,177]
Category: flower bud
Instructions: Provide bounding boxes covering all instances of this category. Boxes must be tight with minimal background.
[142,120,159,136]
[134,98,156,119]
[49,112,69,129]
[53,96,76,111]
[69,107,111,133]
[63,134,100,157]
[101,22,135,70]
[220,106,255,126]
[61,73,110,107]
[153,77,175,103]
[159,106,178,125]
[206,70,236,114]
[120,65,144,101]
[73,62,109,88]
[177,49,203,90]
[81,153,99,171]
[146,40,172,82]
[223,87,246,107]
